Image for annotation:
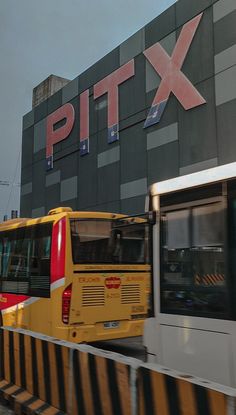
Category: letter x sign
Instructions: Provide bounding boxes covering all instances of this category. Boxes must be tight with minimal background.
[144,13,206,128]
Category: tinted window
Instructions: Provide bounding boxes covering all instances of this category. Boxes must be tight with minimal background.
[70,219,149,264]
[160,201,228,318]
[0,222,52,297]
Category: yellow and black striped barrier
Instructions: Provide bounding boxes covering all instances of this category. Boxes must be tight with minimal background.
[137,364,236,415]
[0,327,236,414]
[0,328,69,414]
[0,327,134,415]
[71,347,133,415]
[194,274,225,286]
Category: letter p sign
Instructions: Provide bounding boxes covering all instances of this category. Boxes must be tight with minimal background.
[46,103,75,170]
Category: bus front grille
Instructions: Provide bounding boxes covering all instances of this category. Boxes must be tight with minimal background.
[121,284,140,304]
[82,286,105,307]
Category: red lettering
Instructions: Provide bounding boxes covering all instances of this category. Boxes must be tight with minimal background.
[80,89,89,156]
[143,13,206,128]
[46,103,75,170]
[94,60,135,143]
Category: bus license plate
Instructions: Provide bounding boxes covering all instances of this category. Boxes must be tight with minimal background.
[104,321,120,329]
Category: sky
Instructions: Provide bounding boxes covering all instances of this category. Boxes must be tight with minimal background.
[0,0,176,221]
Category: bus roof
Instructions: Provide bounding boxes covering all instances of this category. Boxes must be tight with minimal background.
[0,209,139,232]
[150,161,236,197]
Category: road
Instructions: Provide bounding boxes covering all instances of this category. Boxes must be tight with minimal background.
[0,404,13,414]
[91,336,147,361]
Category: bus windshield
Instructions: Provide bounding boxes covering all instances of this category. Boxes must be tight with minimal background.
[70,219,149,264]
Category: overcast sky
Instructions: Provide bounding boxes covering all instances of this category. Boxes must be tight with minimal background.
[0,0,176,221]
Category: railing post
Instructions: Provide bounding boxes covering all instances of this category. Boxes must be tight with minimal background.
[67,347,74,415]
[130,366,137,415]
[227,395,236,415]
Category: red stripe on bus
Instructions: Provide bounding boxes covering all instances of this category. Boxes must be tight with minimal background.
[51,217,66,283]
[0,293,29,310]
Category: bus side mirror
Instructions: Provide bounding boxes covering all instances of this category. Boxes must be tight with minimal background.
[148,211,156,225]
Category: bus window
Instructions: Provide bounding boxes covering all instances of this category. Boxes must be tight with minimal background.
[70,219,149,264]
[0,228,30,294]
[160,201,228,318]
[29,224,52,297]
[0,237,3,276]
[70,219,112,263]
[116,223,149,264]
[0,223,52,297]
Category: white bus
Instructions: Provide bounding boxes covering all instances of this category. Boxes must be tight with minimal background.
[144,161,236,387]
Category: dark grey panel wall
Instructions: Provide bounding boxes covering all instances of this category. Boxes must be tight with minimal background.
[217,99,236,164]
[176,0,212,27]
[181,7,214,85]
[77,153,97,209]
[97,129,111,154]
[21,127,34,169]
[145,5,176,48]
[23,110,34,130]
[56,152,78,181]
[32,159,46,209]
[121,195,146,215]
[178,77,217,168]
[119,55,146,120]
[79,48,120,92]
[97,162,120,205]
[20,194,32,217]
[34,100,48,123]
[148,140,179,185]
[120,122,147,183]
[90,94,108,136]
[21,166,32,185]
[47,90,62,115]
[92,201,121,213]
[45,183,60,212]
[214,10,236,54]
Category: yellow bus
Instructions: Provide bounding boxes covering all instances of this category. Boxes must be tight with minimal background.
[0,207,150,343]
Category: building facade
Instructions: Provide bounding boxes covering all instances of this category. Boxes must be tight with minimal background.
[21,0,236,218]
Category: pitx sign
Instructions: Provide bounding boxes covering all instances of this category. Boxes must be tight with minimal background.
[46,13,206,170]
